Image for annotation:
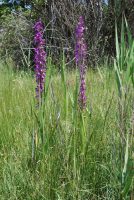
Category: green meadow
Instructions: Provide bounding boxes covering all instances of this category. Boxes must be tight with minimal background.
[0,60,133,199]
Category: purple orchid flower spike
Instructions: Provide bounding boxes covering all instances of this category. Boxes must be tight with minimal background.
[34,20,46,105]
[75,16,87,110]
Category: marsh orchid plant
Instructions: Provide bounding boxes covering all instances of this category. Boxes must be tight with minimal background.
[75,16,87,110]
[34,20,46,104]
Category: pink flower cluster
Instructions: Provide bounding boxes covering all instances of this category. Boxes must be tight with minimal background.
[75,16,87,110]
[34,20,46,103]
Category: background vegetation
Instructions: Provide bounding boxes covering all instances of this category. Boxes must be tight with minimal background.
[0,0,134,68]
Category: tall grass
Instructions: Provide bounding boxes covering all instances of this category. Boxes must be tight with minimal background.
[0,61,133,199]
[114,19,134,199]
